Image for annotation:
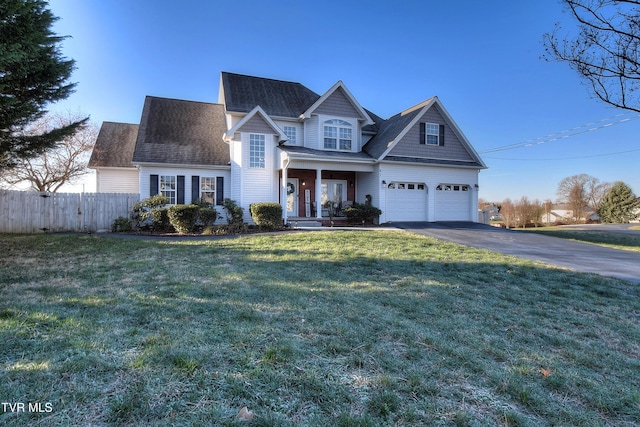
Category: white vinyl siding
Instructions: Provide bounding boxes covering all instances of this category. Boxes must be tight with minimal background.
[95,168,139,193]
[377,163,478,223]
[138,166,230,208]
[236,132,279,222]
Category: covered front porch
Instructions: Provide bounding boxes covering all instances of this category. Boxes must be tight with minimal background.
[278,147,376,224]
[281,169,357,221]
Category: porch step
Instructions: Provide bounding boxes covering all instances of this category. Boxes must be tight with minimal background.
[289,220,323,228]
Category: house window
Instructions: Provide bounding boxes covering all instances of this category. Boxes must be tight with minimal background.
[283,126,297,145]
[249,134,265,168]
[200,177,216,204]
[420,123,442,145]
[160,175,176,204]
[437,184,469,191]
[426,123,440,145]
[324,119,352,151]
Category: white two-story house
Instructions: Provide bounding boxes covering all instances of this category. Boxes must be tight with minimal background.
[89,72,487,224]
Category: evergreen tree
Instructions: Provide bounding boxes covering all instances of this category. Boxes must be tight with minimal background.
[598,181,640,224]
[0,0,87,168]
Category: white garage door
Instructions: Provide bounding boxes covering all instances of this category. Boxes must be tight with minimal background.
[434,184,471,221]
[385,182,428,221]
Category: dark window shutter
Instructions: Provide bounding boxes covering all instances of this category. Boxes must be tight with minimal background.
[150,175,159,196]
[216,177,224,205]
[439,125,445,146]
[177,175,185,204]
[419,123,426,145]
[191,176,200,203]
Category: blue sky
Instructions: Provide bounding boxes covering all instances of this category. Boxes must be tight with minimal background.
[48,0,640,201]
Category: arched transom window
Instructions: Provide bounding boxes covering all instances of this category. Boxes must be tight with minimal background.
[324,119,352,151]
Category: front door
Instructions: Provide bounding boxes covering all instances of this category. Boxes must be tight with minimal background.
[286,178,298,216]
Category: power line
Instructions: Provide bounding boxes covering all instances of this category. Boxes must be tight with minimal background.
[484,147,640,161]
[479,112,640,154]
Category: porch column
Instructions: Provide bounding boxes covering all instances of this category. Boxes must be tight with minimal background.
[282,165,288,224]
[315,168,322,219]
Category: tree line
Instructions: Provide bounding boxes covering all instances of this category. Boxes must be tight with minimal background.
[480,174,639,228]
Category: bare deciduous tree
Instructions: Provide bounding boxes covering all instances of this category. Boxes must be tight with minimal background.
[557,173,611,223]
[515,197,543,228]
[0,112,97,192]
[500,198,516,228]
[543,0,640,113]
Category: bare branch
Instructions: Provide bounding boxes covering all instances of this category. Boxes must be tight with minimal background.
[0,112,97,192]
[543,0,640,113]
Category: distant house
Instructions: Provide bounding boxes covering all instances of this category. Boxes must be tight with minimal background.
[89,72,487,224]
[541,203,599,224]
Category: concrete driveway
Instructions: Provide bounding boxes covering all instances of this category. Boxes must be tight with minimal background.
[393,222,640,283]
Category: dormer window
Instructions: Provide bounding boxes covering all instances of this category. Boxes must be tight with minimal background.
[324,119,352,151]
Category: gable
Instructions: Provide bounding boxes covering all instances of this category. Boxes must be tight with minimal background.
[236,114,276,135]
[389,104,475,162]
[313,88,361,118]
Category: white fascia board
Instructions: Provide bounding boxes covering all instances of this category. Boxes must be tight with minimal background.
[379,159,483,170]
[286,155,376,166]
[223,106,289,143]
[134,162,231,170]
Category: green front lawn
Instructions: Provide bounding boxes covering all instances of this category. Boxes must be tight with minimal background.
[1,231,638,426]
[523,227,640,253]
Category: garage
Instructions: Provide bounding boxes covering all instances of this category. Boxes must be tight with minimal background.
[434,183,471,221]
[385,181,428,221]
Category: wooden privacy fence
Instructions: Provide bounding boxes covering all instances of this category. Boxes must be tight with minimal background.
[0,190,140,233]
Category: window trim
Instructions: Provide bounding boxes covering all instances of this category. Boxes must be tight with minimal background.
[426,123,440,145]
[420,122,445,146]
[283,126,297,145]
[323,119,352,151]
[249,133,266,168]
[200,176,216,205]
[160,175,176,204]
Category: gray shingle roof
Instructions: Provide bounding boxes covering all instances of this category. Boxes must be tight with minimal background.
[363,108,422,159]
[132,97,230,166]
[88,122,139,168]
[221,72,320,117]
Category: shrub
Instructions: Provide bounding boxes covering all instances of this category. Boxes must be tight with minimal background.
[131,195,169,230]
[250,202,282,230]
[222,198,245,232]
[111,216,132,232]
[167,205,200,234]
[198,207,219,227]
[344,203,382,224]
[150,208,173,232]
